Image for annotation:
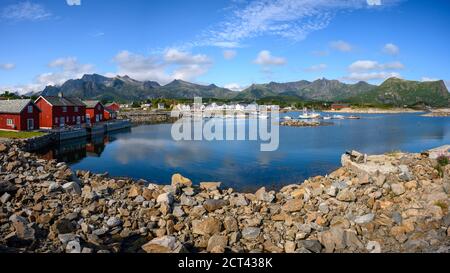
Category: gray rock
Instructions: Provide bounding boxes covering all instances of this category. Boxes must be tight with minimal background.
[297,240,322,253]
[180,195,196,206]
[366,241,381,253]
[48,182,61,192]
[242,227,260,240]
[9,214,35,241]
[318,203,329,214]
[172,206,185,218]
[332,181,348,190]
[354,213,375,224]
[106,217,122,227]
[62,182,81,195]
[66,240,81,253]
[392,211,403,225]
[229,194,248,207]
[255,187,275,203]
[327,186,337,197]
[1,192,11,204]
[399,165,413,181]
[58,233,78,244]
[156,192,174,205]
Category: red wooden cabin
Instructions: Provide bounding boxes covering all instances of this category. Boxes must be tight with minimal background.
[105,102,120,112]
[35,93,86,129]
[83,100,104,124]
[0,99,41,131]
[103,108,117,120]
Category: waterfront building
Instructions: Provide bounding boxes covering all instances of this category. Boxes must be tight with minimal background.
[35,93,86,129]
[0,99,41,131]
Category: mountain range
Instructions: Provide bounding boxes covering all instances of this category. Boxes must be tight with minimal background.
[32,74,450,107]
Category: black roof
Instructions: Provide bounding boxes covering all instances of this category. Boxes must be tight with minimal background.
[38,96,86,107]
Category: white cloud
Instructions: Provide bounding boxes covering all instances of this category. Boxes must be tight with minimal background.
[0,63,16,70]
[111,49,213,84]
[224,83,246,91]
[38,57,94,86]
[1,57,94,94]
[191,0,396,48]
[330,40,353,52]
[349,60,404,72]
[383,43,399,55]
[223,50,237,60]
[421,77,440,82]
[1,1,51,21]
[367,0,382,6]
[254,50,286,66]
[344,72,401,81]
[66,0,81,6]
[304,63,327,72]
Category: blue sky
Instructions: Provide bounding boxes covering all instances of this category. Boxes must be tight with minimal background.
[0,0,449,93]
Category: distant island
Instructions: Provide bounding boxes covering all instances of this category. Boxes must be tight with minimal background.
[3,74,450,108]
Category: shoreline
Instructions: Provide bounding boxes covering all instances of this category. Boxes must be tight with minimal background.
[421,109,450,117]
[322,107,424,114]
[0,140,449,253]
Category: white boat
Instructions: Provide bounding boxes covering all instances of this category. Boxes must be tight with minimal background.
[299,108,321,119]
[259,114,269,119]
[323,116,332,120]
[332,115,345,120]
[283,116,292,120]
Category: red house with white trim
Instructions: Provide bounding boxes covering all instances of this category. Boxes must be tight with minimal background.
[0,99,41,131]
[35,93,86,129]
[83,100,104,124]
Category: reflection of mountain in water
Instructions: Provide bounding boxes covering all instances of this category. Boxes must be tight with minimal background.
[37,128,131,164]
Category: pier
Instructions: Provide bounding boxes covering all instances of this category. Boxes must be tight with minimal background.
[25,119,132,151]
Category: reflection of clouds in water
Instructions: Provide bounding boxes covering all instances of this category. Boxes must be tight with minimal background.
[113,138,211,168]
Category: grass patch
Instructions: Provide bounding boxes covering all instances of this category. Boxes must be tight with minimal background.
[0,131,46,139]
[434,200,448,212]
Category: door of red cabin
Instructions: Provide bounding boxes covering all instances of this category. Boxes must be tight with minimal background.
[27,119,34,130]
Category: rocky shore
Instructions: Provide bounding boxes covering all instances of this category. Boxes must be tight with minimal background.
[0,140,449,253]
[422,109,450,117]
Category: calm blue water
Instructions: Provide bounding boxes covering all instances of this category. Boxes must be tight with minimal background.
[41,113,450,192]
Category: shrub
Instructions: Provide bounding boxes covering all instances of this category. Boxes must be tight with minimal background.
[437,155,449,166]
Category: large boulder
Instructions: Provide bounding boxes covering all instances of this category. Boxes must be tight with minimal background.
[9,215,35,241]
[171,174,192,188]
[192,218,222,236]
[142,236,177,253]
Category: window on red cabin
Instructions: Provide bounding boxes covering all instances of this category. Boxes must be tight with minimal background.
[62,106,67,112]
[74,106,78,112]
[7,119,14,126]
[55,117,58,124]
[28,105,33,113]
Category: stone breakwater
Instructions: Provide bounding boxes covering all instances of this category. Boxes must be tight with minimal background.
[118,110,177,124]
[0,141,449,253]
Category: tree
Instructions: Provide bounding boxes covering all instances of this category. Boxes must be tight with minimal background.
[131,101,141,108]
